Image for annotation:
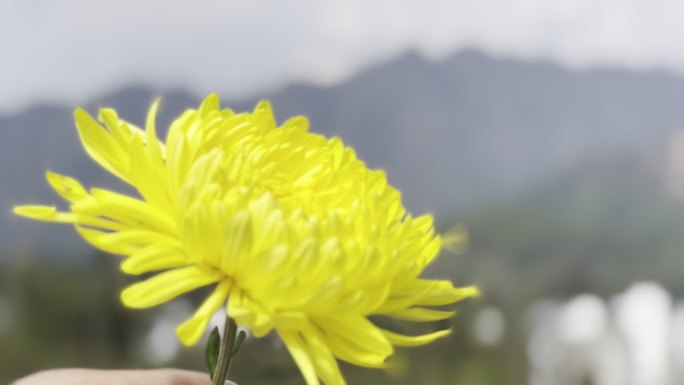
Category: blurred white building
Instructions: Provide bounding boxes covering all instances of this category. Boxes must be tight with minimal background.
[527,282,682,385]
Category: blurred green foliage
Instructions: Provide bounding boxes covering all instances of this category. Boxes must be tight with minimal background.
[0,251,487,385]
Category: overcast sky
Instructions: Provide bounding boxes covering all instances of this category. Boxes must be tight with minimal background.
[2,0,684,113]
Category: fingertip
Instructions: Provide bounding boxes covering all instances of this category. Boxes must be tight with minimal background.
[153,369,211,385]
[154,369,237,385]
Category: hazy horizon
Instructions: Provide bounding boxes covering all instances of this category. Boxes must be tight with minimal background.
[5,0,684,114]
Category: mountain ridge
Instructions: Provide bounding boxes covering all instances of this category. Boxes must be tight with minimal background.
[4,49,684,257]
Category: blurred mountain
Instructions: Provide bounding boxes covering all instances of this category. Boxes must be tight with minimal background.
[454,147,684,303]
[4,49,684,257]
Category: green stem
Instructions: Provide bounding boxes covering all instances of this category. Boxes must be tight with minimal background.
[212,316,238,385]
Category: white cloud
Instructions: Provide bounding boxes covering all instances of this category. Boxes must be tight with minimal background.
[2,0,684,113]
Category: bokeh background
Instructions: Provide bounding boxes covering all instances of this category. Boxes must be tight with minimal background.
[3,1,684,384]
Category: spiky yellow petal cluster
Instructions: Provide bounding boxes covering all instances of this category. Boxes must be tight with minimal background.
[14,95,478,385]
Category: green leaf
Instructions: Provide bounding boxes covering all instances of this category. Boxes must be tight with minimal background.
[231,330,247,357]
[206,326,221,380]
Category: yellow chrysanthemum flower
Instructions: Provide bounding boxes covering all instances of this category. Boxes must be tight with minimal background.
[14,95,478,385]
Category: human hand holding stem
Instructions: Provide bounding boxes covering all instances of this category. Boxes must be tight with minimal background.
[13,317,242,385]
[13,369,236,385]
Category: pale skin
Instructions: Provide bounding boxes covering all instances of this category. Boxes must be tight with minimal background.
[12,369,237,385]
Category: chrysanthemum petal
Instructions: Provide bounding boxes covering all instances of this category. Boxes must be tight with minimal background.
[145,98,164,161]
[418,284,480,306]
[252,100,276,131]
[380,328,452,347]
[228,289,274,337]
[13,205,126,231]
[280,331,321,385]
[317,329,387,368]
[121,245,189,275]
[97,107,151,152]
[46,171,89,202]
[313,315,392,367]
[221,210,253,276]
[129,135,171,210]
[199,93,220,117]
[176,280,231,346]
[166,132,192,191]
[76,226,139,255]
[84,188,176,234]
[14,205,69,221]
[303,324,346,385]
[74,108,129,180]
[281,116,309,133]
[121,266,222,308]
[384,307,456,322]
[377,281,479,312]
